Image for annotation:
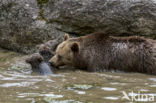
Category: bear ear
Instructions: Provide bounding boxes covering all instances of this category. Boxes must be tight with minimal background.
[71,42,79,52]
[64,33,69,41]
[38,56,44,62]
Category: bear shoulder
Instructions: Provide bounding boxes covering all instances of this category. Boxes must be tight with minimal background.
[110,36,148,43]
[77,32,109,42]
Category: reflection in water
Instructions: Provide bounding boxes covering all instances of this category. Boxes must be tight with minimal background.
[0,48,156,103]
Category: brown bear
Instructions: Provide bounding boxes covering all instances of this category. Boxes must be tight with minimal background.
[25,37,61,75]
[26,53,53,75]
[49,32,156,75]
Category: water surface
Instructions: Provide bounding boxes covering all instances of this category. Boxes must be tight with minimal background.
[0,48,156,103]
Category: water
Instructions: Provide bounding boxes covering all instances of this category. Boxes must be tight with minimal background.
[0,48,156,103]
[37,62,53,75]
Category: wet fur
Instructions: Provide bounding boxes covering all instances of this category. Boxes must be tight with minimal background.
[26,38,61,74]
[70,32,156,75]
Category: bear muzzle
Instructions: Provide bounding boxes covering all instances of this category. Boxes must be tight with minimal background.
[49,60,57,67]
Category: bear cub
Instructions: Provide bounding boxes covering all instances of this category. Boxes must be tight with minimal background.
[26,53,53,75]
[26,37,61,75]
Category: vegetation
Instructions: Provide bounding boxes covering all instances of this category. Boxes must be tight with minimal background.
[36,0,49,22]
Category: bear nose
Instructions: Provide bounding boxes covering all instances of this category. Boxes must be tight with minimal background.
[48,60,55,67]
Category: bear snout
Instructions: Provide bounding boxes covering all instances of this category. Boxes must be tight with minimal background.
[48,59,58,68]
[49,60,55,66]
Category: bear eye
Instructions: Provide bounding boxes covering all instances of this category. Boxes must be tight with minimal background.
[58,55,62,60]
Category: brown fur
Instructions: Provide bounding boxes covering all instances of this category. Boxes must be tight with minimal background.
[26,53,53,75]
[49,32,156,75]
[25,38,61,74]
[26,53,44,69]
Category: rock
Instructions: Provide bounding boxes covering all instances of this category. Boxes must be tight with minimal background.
[43,0,156,37]
[0,0,64,54]
[0,0,156,53]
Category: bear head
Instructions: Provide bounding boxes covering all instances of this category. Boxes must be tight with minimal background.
[49,33,80,67]
[26,53,44,68]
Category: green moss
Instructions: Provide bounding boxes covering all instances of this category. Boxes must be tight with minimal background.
[36,0,49,23]
[38,9,49,22]
[37,0,49,5]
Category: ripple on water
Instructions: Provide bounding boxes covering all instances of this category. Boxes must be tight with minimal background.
[0,71,56,89]
[100,74,120,78]
[0,71,56,82]
[104,97,119,100]
[74,90,86,95]
[101,87,117,91]
[50,74,65,77]
[110,82,126,86]
[0,82,36,87]
[67,84,93,90]
[149,78,156,82]
[149,84,156,87]
[140,89,149,92]
[18,92,63,98]
[44,98,84,103]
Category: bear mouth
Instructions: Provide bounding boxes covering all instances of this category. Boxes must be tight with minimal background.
[49,62,61,69]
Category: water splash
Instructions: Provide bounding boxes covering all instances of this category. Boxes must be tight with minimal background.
[37,62,53,75]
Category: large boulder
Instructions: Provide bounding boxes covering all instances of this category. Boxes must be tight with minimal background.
[0,0,156,53]
[43,0,156,37]
[0,0,64,54]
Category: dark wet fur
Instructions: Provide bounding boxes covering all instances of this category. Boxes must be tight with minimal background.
[71,32,156,75]
[26,37,61,75]
[25,53,53,75]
